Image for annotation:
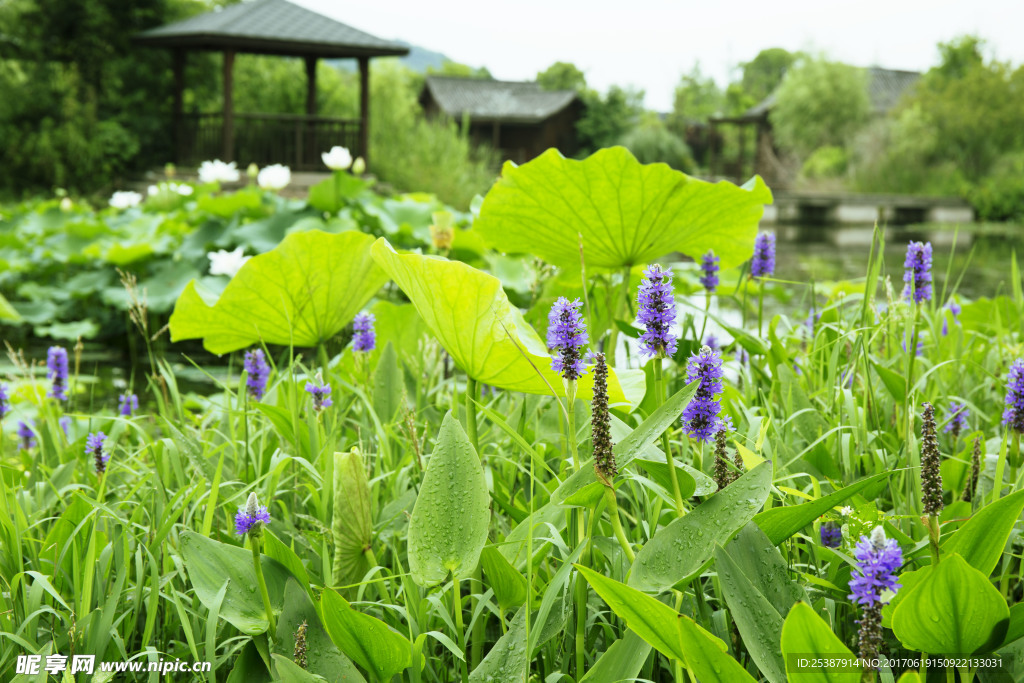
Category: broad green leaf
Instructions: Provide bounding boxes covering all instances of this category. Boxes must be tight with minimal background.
[891,553,1009,655]
[578,565,755,682]
[579,630,651,683]
[408,412,490,586]
[332,449,373,589]
[942,488,1024,576]
[226,639,271,683]
[262,530,312,600]
[321,589,413,680]
[0,291,23,321]
[271,655,327,683]
[371,238,644,407]
[630,463,773,592]
[469,606,528,683]
[721,523,806,616]
[179,531,289,635]
[308,173,371,213]
[474,146,772,270]
[1002,602,1024,647]
[781,602,862,683]
[372,342,403,422]
[497,501,565,569]
[34,319,100,340]
[873,361,907,404]
[753,471,893,545]
[169,230,387,354]
[552,380,698,506]
[632,459,707,499]
[479,546,528,612]
[272,580,365,683]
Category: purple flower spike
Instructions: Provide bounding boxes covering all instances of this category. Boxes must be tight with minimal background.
[87,431,109,474]
[680,346,731,443]
[0,383,9,419]
[47,346,69,401]
[305,375,333,412]
[636,265,678,359]
[699,251,719,293]
[18,419,36,450]
[118,392,139,417]
[243,350,270,401]
[547,297,589,380]
[750,233,776,278]
[849,527,902,606]
[901,333,923,357]
[944,401,969,437]
[902,241,933,303]
[235,492,271,536]
[704,334,719,352]
[1003,358,1024,434]
[59,416,71,437]
[353,312,376,353]
[820,522,842,548]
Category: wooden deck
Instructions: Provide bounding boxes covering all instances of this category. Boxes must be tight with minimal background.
[762,191,974,226]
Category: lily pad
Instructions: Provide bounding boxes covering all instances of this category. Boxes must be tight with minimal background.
[371,238,644,408]
[474,146,773,270]
[169,230,388,354]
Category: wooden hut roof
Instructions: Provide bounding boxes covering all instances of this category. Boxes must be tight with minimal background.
[135,0,409,58]
[423,76,580,124]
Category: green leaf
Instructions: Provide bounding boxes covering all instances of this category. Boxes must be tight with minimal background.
[578,565,756,682]
[632,459,705,499]
[872,361,907,404]
[33,319,100,341]
[0,291,22,321]
[781,602,862,683]
[262,530,312,600]
[372,342,403,422]
[474,146,772,270]
[942,488,1024,576]
[408,412,490,586]
[629,463,773,592]
[332,449,373,588]
[371,238,644,408]
[179,531,289,635]
[891,553,1009,655]
[579,630,651,683]
[469,607,528,683]
[479,546,528,612]
[720,523,807,616]
[753,471,893,545]
[308,173,370,213]
[271,655,328,682]
[1001,602,1024,647]
[169,230,388,354]
[320,589,413,680]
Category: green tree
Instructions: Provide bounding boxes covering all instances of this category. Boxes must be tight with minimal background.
[426,60,492,79]
[576,85,644,153]
[740,48,799,102]
[769,56,870,157]
[666,63,723,134]
[617,113,694,172]
[537,61,587,91]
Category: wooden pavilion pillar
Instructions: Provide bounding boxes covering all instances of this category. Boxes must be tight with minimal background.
[358,56,369,168]
[172,48,185,164]
[303,56,317,169]
[222,49,235,161]
[305,56,317,116]
[708,120,719,177]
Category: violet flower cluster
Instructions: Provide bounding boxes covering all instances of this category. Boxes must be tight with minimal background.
[750,233,776,278]
[0,383,9,419]
[680,346,731,443]
[942,300,961,336]
[118,392,139,417]
[944,401,969,437]
[305,375,333,412]
[244,349,270,401]
[352,312,376,352]
[1004,358,1024,433]
[87,432,109,474]
[849,527,902,607]
[235,492,271,536]
[820,522,842,549]
[47,346,69,401]
[18,420,35,450]
[636,265,678,359]
[902,241,933,303]
[547,297,589,380]
[699,251,719,293]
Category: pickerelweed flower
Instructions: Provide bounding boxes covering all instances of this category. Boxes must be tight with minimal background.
[750,233,776,278]
[942,300,962,336]
[1002,358,1024,433]
[962,435,982,503]
[902,241,933,303]
[590,352,616,483]
[681,346,731,443]
[0,383,9,419]
[704,334,719,352]
[636,265,678,358]
[820,522,842,549]
[850,527,902,665]
[235,492,271,536]
[47,346,69,401]
[322,145,353,171]
[944,401,968,438]
[87,432,109,474]
[59,416,70,437]
[243,350,270,401]
[352,312,376,353]
[901,332,923,357]
[547,297,589,380]
[257,164,291,191]
[920,402,944,516]
[305,374,333,411]
[18,420,36,450]
[699,250,719,293]
[118,392,139,417]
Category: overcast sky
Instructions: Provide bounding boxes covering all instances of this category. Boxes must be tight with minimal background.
[299,0,1024,112]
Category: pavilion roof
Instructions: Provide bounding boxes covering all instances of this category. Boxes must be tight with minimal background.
[135,0,409,58]
[422,76,580,124]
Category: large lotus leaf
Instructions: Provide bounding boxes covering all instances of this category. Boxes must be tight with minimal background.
[371,238,645,408]
[169,230,388,354]
[474,146,773,270]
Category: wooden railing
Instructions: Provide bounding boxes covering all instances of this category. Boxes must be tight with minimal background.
[176,113,361,171]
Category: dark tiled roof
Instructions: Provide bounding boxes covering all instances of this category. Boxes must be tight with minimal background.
[423,76,579,124]
[135,0,409,58]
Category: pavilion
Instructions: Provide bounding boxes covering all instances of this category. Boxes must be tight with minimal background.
[135,0,409,171]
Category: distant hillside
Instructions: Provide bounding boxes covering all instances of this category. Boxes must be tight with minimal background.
[325,42,451,73]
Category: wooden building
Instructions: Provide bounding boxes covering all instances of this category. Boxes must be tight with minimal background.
[135,0,408,171]
[420,76,584,164]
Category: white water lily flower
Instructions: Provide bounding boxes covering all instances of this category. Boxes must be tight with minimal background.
[198,159,241,184]
[174,182,194,196]
[109,191,143,210]
[207,247,251,278]
[322,146,353,171]
[258,164,291,191]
